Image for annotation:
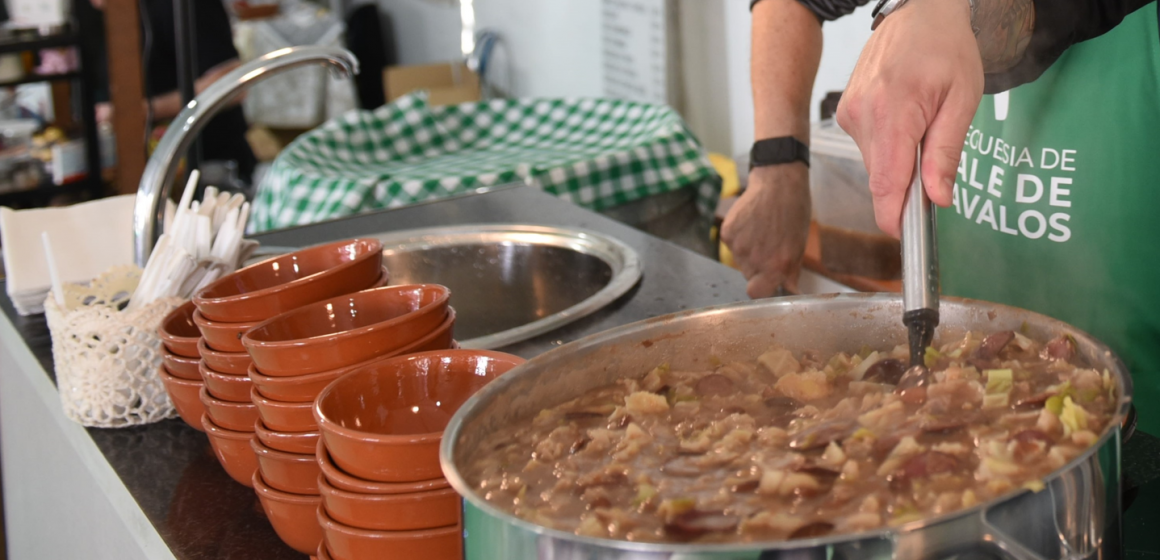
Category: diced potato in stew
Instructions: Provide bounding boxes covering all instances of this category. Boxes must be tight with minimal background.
[465,331,1116,543]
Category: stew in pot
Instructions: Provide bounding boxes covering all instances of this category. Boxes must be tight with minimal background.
[465,330,1117,543]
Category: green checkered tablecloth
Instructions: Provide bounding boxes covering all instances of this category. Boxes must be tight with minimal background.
[249,93,720,232]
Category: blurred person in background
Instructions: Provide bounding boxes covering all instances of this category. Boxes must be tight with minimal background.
[83,0,257,182]
[725,0,1160,432]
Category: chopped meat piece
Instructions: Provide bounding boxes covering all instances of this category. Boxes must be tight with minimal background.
[863,358,907,385]
[758,347,801,377]
[789,419,857,450]
[975,331,1015,360]
[775,370,833,401]
[1042,335,1076,361]
[695,373,735,396]
[624,391,669,415]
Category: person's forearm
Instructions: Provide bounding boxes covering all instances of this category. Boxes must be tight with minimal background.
[149,91,185,121]
[972,0,1035,73]
[751,0,823,143]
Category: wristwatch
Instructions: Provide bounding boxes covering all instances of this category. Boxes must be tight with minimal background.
[870,0,908,30]
[750,137,810,170]
[872,0,979,32]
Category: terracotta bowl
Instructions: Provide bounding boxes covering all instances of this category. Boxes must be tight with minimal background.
[199,387,259,432]
[318,474,460,531]
[315,441,450,495]
[242,284,451,377]
[317,507,463,560]
[252,387,316,432]
[193,309,258,353]
[162,347,202,381]
[200,361,253,403]
[158,300,201,358]
[160,367,206,431]
[314,350,524,482]
[198,338,253,375]
[252,471,324,555]
[193,238,384,323]
[202,414,259,487]
[249,308,457,403]
[316,543,331,560]
[255,419,320,455]
[251,436,321,495]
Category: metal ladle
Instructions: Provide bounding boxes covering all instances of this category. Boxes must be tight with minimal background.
[897,145,939,390]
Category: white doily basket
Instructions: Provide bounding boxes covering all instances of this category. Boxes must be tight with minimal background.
[44,265,184,428]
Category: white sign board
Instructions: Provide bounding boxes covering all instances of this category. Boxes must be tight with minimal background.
[602,0,667,105]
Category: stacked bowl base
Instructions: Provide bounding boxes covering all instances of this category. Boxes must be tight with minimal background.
[311,350,525,560]
[187,239,386,491]
[241,284,456,555]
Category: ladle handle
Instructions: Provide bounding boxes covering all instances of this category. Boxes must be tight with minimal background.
[901,146,939,315]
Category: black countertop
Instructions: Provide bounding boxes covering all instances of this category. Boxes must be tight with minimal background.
[3,187,1159,559]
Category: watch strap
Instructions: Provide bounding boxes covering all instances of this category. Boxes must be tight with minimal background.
[750,137,810,169]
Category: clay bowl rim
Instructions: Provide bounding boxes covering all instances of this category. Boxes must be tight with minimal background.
[199,385,258,414]
[192,308,259,350]
[159,365,204,389]
[241,283,452,351]
[247,307,458,401]
[314,439,449,495]
[201,412,255,441]
[252,470,323,505]
[250,385,314,414]
[161,347,202,379]
[158,301,201,356]
[250,433,319,465]
[254,418,320,449]
[197,337,252,372]
[315,503,461,539]
[313,350,525,446]
[316,472,458,503]
[199,361,252,387]
[193,238,383,317]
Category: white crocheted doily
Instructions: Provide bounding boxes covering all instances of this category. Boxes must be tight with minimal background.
[44,265,184,428]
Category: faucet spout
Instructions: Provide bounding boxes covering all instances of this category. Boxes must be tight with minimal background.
[132,46,360,266]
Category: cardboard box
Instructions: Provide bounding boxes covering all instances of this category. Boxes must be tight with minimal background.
[384,63,481,106]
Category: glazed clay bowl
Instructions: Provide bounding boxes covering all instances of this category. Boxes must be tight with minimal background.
[200,361,253,403]
[193,238,384,323]
[242,284,451,377]
[251,436,321,495]
[158,300,201,358]
[162,347,202,381]
[252,471,324,555]
[202,414,259,487]
[318,474,460,531]
[159,366,206,431]
[255,419,320,455]
[316,441,450,495]
[317,507,463,560]
[252,387,316,432]
[198,338,252,375]
[314,350,524,482]
[249,308,457,403]
[199,387,259,432]
[192,310,257,353]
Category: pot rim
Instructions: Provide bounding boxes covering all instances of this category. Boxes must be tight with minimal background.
[439,293,1133,553]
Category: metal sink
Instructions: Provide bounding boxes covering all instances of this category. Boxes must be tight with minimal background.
[366,224,641,349]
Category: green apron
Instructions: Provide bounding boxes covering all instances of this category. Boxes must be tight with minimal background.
[940,3,1160,435]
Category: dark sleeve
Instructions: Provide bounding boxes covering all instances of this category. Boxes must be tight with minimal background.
[984,0,1154,92]
[194,0,240,74]
[751,0,874,22]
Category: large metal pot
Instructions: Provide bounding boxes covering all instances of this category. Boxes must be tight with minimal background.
[441,294,1132,560]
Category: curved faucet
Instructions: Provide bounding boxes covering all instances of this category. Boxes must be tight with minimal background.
[132,46,360,266]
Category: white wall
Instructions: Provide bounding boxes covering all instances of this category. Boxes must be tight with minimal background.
[678,0,873,161]
[472,0,604,98]
[375,0,462,65]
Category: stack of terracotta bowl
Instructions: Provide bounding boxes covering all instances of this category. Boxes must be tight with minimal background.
[158,301,207,430]
[240,285,457,555]
[311,350,525,560]
[187,238,387,488]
